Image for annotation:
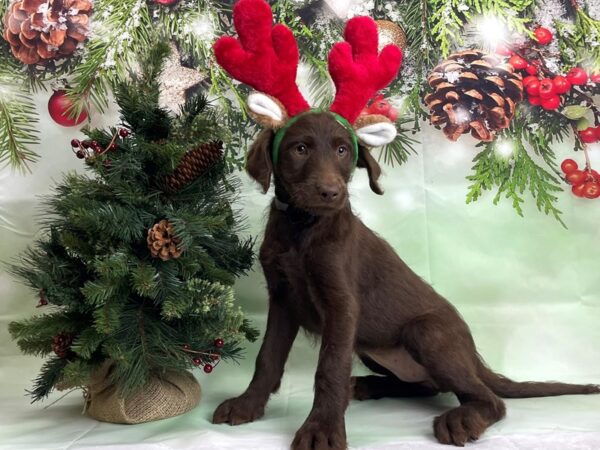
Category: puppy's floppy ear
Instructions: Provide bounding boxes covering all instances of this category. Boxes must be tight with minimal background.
[246,128,275,193]
[357,145,384,195]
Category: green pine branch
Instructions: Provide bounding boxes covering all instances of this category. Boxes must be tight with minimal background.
[0,49,40,172]
[466,121,565,226]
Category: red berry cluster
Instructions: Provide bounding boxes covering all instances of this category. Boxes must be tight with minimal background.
[360,94,398,122]
[500,27,593,111]
[561,159,600,199]
[578,126,600,144]
[70,128,129,160]
[183,338,225,374]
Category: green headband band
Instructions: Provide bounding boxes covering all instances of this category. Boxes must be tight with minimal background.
[271,110,359,167]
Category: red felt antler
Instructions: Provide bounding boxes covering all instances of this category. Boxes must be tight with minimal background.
[213,0,310,116]
[328,17,403,124]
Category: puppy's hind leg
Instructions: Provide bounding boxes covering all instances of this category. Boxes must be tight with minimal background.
[352,355,439,400]
[401,313,506,447]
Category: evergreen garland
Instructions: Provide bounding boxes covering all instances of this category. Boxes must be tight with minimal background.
[8,43,256,401]
[1,0,599,221]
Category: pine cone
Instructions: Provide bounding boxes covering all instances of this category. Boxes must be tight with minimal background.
[2,0,93,66]
[147,219,183,261]
[52,332,73,359]
[424,50,524,142]
[164,141,223,192]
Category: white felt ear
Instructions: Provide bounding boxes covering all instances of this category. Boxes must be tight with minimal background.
[247,93,287,127]
[355,122,397,147]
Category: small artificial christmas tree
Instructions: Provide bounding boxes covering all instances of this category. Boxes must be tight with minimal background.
[8,43,257,413]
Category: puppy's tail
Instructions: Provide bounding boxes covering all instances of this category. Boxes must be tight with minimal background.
[478,363,600,398]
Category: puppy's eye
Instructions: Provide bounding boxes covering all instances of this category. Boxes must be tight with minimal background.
[295,144,307,155]
[337,145,348,156]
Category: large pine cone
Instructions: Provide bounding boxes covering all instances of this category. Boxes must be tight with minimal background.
[424,50,524,142]
[164,141,223,192]
[2,0,93,65]
[52,332,73,359]
[147,219,183,261]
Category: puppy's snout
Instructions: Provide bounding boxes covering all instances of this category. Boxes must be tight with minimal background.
[317,183,340,202]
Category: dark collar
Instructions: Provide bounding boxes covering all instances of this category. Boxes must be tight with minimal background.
[273,196,319,227]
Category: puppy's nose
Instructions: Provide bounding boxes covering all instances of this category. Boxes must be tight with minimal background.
[317,184,340,202]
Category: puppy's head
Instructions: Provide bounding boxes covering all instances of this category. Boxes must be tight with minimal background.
[247,112,384,214]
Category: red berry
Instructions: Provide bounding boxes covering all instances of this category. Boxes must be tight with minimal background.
[583,181,600,199]
[211,352,220,361]
[525,64,538,75]
[71,138,80,147]
[523,75,539,87]
[534,27,553,45]
[538,78,556,99]
[552,76,571,94]
[192,357,202,366]
[566,169,587,185]
[119,128,130,138]
[541,95,560,110]
[560,159,578,174]
[76,149,85,159]
[203,363,214,374]
[495,44,513,56]
[108,143,117,152]
[579,127,598,144]
[508,55,528,70]
[566,67,588,85]
[572,183,586,197]
[82,140,91,149]
[528,95,542,106]
[387,108,398,122]
[526,80,541,96]
[590,169,600,181]
[214,338,224,348]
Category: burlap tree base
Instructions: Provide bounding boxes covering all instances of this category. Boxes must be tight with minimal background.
[86,362,201,424]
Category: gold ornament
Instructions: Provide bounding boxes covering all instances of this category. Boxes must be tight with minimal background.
[375,20,407,51]
[158,43,205,113]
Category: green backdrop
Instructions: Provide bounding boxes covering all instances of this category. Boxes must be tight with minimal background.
[0,92,599,449]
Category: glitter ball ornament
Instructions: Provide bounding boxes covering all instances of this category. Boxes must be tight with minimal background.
[48,90,88,127]
[424,50,524,142]
[375,20,407,51]
[158,43,205,113]
[2,0,93,66]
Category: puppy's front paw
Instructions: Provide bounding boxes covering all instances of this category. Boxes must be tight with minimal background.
[212,394,265,426]
[292,417,347,450]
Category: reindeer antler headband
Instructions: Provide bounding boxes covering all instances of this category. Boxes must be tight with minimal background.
[213,0,403,163]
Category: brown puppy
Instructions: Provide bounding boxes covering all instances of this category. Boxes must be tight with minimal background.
[212,112,599,449]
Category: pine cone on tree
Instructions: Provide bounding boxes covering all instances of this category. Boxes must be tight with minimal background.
[2,0,93,66]
[52,332,73,358]
[164,141,223,192]
[147,219,183,261]
[424,50,524,142]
